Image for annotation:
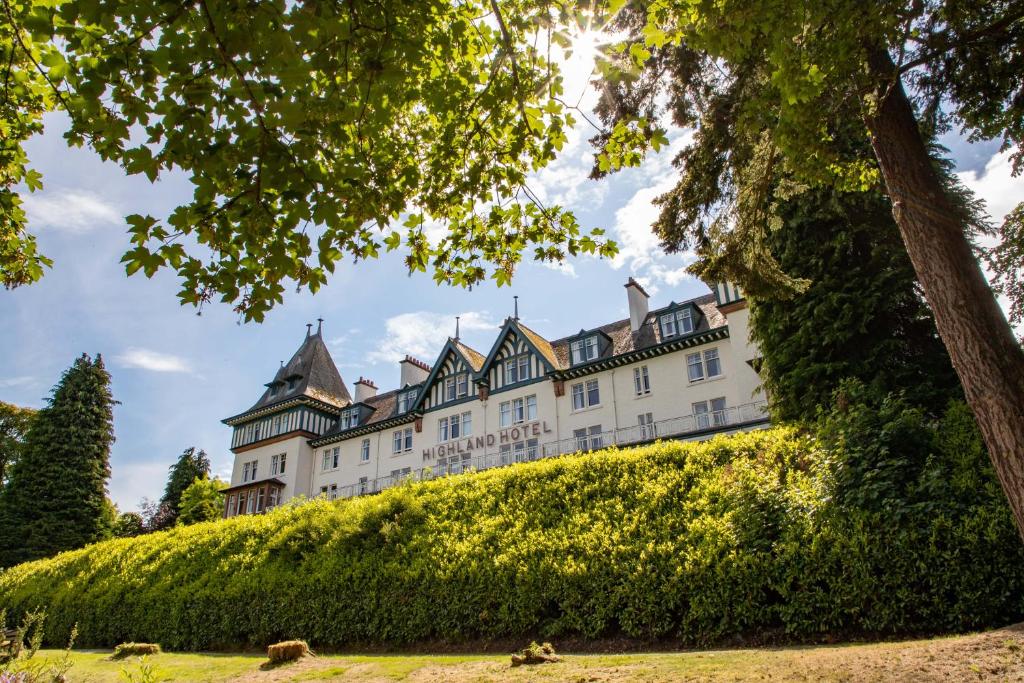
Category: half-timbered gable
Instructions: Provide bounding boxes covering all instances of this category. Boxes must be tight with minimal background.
[477,319,560,395]
[411,339,485,413]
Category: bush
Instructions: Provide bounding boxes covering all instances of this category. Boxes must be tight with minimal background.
[111,643,161,659]
[266,640,309,663]
[0,428,1021,650]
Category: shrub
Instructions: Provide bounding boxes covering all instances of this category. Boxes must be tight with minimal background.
[111,643,161,659]
[266,640,309,663]
[0,428,1021,650]
[511,641,559,666]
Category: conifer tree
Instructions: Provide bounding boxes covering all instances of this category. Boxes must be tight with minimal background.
[0,402,35,487]
[178,477,226,526]
[0,354,116,567]
[156,447,211,529]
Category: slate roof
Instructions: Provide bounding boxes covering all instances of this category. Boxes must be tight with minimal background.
[246,329,352,413]
[547,293,723,369]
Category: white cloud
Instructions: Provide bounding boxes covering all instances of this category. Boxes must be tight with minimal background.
[365,311,498,366]
[0,376,34,389]
[957,149,1024,227]
[22,189,121,233]
[115,347,193,374]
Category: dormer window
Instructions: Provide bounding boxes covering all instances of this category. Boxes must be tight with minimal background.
[504,354,531,385]
[286,377,296,391]
[339,409,359,430]
[660,308,694,339]
[268,384,278,398]
[397,388,419,413]
[570,336,599,365]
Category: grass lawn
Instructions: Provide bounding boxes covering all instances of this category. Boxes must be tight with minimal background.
[20,623,1024,682]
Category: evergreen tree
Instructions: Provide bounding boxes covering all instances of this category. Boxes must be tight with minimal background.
[748,186,962,421]
[0,402,35,487]
[152,447,211,529]
[0,354,115,567]
[178,477,227,526]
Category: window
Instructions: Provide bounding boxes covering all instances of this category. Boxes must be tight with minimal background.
[660,308,694,339]
[440,413,472,441]
[272,415,281,435]
[329,484,338,501]
[499,444,512,465]
[271,453,286,476]
[633,366,651,396]
[319,485,328,497]
[360,439,370,462]
[332,447,340,469]
[246,491,256,513]
[242,462,250,482]
[457,373,469,398]
[339,409,359,430]
[227,494,236,516]
[574,425,603,451]
[397,389,418,413]
[394,428,413,453]
[243,459,258,481]
[321,450,331,471]
[268,488,279,508]
[513,440,525,462]
[359,476,368,495]
[687,348,723,382]
[500,395,536,426]
[279,452,286,473]
[693,398,727,429]
[571,379,600,410]
[438,417,449,442]
[444,376,457,402]
[461,411,472,437]
[499,401,512,427]
[268,384,278,398]
[287,377,296,391]
[639,412,655,439]
[570,336,599,364]
[526,438,539,461]
[256,488,265,512]
[504,354,531,384]
[236,492,245,515]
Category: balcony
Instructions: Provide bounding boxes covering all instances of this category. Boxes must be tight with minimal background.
[320,400,770,501]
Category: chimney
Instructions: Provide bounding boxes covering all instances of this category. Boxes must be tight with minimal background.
[399,355,430,387]
[354,376,377,403]
[625,277,650,332]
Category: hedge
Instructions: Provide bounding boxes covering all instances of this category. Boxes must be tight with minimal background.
[1,428,1022,649]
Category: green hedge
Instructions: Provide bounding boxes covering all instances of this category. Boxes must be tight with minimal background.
[1,428,1022,649]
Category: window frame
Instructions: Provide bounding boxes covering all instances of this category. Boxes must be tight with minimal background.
[360,439,370,462]
[633,365,651,396]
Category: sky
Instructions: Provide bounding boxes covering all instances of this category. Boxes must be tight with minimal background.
[1,38,1022,513]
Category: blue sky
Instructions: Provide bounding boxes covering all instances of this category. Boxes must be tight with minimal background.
[1,56,1021,512]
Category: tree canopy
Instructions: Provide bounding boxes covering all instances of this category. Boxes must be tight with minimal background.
[159,446,211,526]
[0,401,36,487]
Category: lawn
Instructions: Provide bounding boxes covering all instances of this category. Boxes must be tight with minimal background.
[21,623,1024,682]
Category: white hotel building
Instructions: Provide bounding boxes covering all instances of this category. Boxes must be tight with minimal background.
[221,279,769,516]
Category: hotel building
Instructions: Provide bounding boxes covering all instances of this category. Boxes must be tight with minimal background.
[221,279,769,516]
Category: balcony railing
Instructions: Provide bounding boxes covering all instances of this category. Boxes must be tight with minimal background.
[311,400,770,503]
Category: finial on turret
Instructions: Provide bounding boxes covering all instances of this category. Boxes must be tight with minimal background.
[316,317,324,335]
[513,295,519,321]
[455,316,461,341]
[305,323,312,338]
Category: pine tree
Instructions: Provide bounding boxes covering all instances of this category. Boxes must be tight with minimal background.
[156,447,211,529]
[0,402,35,487]
[0,354,116,567]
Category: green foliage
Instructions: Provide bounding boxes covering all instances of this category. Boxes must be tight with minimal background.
[2,0,616,321]
[747,186,960,422]
[111,643,160,660]
[112,513,144,539]
[986,203,1024,331]
[176,477,226,527]
[0,428,1020,650]
[0,402,36,487]
[0,354,116,568]
[158,448,211,529]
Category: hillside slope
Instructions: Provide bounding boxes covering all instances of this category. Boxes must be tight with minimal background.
[1,428,1022,650]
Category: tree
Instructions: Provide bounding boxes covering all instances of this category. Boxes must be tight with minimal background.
[584,1,1024,538]
[113,511,144,538]
[0,402,35,486]
[158,447,211,528]
[1,0,614,321]
[0,354,115,567]
[177,477,226,526]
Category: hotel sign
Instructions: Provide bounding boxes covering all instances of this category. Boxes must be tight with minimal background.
[422,420,553,459]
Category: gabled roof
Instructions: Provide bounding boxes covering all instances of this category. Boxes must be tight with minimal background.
[476,318,561,378]
[409,338,487,412]
[314,388,406,444]
[238,327,351,418]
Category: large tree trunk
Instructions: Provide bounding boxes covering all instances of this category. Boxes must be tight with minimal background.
[863,47,1024,537]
